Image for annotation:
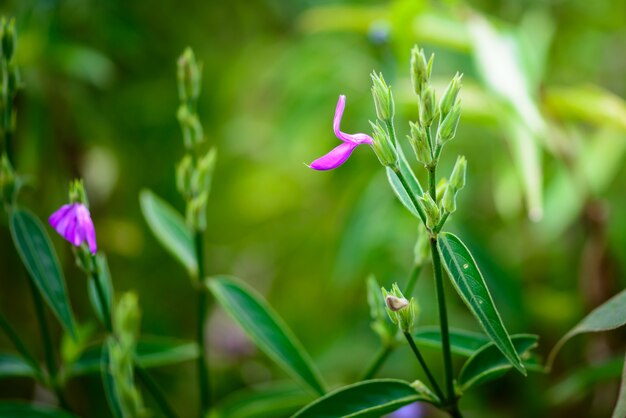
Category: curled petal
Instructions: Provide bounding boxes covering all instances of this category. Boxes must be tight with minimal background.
[333,95,347,140]
[49,204,74,229]
[49,202,98,254]
[309,142,358,171]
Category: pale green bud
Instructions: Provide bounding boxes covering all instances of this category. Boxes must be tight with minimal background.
[437,102,461,145]
[442,184,456,213]
[449,155,467,191]
[114,292,141,346]
[408,122,432,166]
[419,193,441,230]
[410,46,433,96]
[1,18,15,62]
[419,86,437,127]
[195,147,217,194]
[187,192,208,231]
[0,153,16,207]
[439,72,463,117]
[381,283,418,333]
[369,120,398,169]
[177,47,202,104]
[370,72,395,122]
[69,179,89,207]
[176,154,193,198]
[177,105,204,149]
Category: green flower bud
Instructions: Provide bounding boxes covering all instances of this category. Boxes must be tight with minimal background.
[419,86,437,127]
[69,179,89,207]
[369,120,398,169]
[410,46,433,96]
[1,18,15,62]
[437,102,461,145]
[0,153,16,207]
[177,104,204,149]
[176,154,193,198]
[442,184,456,213]
[187,192,208,231]
[449,155,467,191]
[419,193,441,230]
[381,283,418,333]
[177,47,202,104]
[370,72,395,122]
[408,122,432,166]
[195,147,217,195]
[114,292,141,346]
[439,72,463,117]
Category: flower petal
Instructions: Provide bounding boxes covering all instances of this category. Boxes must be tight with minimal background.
[333,95,347,140]
[49,202,97,253]
[309,142,359,171]
[49,203,74,229]
[77,205,98,254]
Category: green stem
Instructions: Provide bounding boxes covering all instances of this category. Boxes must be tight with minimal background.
[428,165,437,200]
[0,310,40,375]
[404,264,423,297]
[394,167,427,226]
[135,365,179,418]
[434,212,450,234]
[91,271,112,333]
[403,331,445,402]
[195,231,211,417]
[361,345,392,380]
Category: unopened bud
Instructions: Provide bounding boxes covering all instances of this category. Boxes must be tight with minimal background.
[449,156,467,191]
[410,46,433,96]
[177,47,202,104]
[442,184,456,213]
[0,153,15,206]
[437,102,461,145]
[408,122,431,166]
[370,72,395,122]
[194,147,217,195]
[439,72,463,117]
[381,283,418,333]
[177,105,204,148]
[370,120,398,169]
[419,193,441,230]
[1,18,15,62]
[419,86,436,127]
[69,179,89,207]
[385,295,409,311]
[176,154,193,197]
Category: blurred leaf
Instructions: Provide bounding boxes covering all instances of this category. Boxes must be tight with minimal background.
[0,354,38,379]
[438,232,525,374]
[292,379,438,418]
[0,403,78,418]
[297,5,386,34]
[67,337,198,378]
[613,353,626,418]
[61,322,96,367]
[88,254,114,327]
[545,85,626,132]
[459,334,539,391]
[9,209,77,339]
[207,276,326,395]
[413,327,489,357]
[101,339,123,418]
[211,382,313,418]
[139,189,197,276]
[548,289,626,369]
[51,43,115,88]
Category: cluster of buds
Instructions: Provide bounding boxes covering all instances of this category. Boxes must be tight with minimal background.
[175,47,216,232]
[369,73,398,170]
[108,292,150,418]
[381,283,419,333]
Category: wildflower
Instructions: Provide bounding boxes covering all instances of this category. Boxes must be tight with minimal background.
[388,402,425,418]
[309,95,373,170]
[49,203,97,254]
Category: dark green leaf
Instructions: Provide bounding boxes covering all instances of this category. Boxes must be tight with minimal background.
[292,379,438,418]
[139,189,196,276]
[0,354,38,379]
[548,289,626,369]
[213,382,313,418]
[207,276,325,395]
[438,232,525,374]
[613,352,626,418]
[10,209,77,339]
[459,334,539,391]
[0,403,79,418]
[413,327,489,357]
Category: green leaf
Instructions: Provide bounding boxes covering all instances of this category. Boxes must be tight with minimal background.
[0,353,38,379]
[548,289,626,369]
[88,254,113,326]
[292,379,438,418]
[413,327,489,357]
[101,339,124,418]
[10,209,77,339]
[212,382,313,418]
[67,337,198,378]
[438,232,525,374]
[459,334,539,391]
[612,352,626,418]
[139,189,197,276]
[207,276,325,395]
[386,145,424,219]
[0,403,79,418]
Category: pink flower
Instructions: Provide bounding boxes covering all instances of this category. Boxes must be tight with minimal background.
[49,203,97,254]
[309,95,373,170]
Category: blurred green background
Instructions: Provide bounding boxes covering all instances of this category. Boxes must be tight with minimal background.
[0,0,626,417]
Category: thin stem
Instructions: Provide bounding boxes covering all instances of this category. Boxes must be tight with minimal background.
[403,331,445,402]
[361,345,392,380]
[404,264,423,297]
[0,310,40,374]
[195,231,211,417]
[434,212,450,234]
[428,165,437,200]
[394,167,427,226]
[135,365,179,418]
[91,271,112,333]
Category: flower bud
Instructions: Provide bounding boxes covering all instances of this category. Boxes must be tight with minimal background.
[370,72,395,122]
[449,156,467,191]
[442,184,456,213]
[195,147,217,195]
[177,105,204,149]
[437,102,461,145]
[369,120,398,169]
[381,283,418,333]
[69,179,89,207]
[0,153,16,206]
[419,193,441,230]
[386,295,409,311]
[1,18,15,62]
[439,72,463,117]
[177,47,202,104]
[408,122,432,166]
[419,86,437,127]
[176,154,193,198]
[410,46,432,96]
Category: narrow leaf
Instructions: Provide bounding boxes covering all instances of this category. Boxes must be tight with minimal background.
[0,353,38,379]
[10,209,77,339]
[292,379,438,418]
[139,189,197,275]
[612,352,626,418]
[213,382,313,418]
[459,334,539,391]
[548,289,626,369]
[438,232,525,374]
[413,327,489,357]
[207,276,325,395]
[0,403,79,418]
[386,145,424,218]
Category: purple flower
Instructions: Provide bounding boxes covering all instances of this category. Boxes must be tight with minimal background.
[309,95,373,170]
[388,402,425,418]
[49,203,97,254]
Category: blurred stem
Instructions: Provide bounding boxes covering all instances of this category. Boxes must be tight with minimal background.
[195,230,211,417]
[0,311,40,375]
[91,269,112,333]
[1,58,14,166]
[403,331,445,402]
[404,264,423,297]
[361,345,392,380]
